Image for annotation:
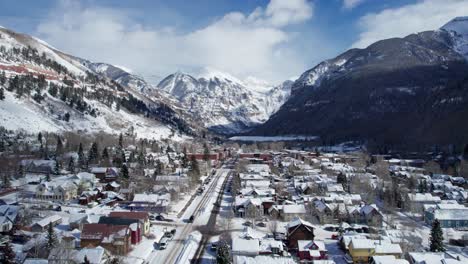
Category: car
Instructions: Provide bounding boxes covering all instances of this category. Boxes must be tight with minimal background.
[149,215,156,220]
[243,221,252,227]
[159,237,169,250]
[155,215,165,221]
[256,222,266,227]
[164,232,174,240]
[188,215,195,223]
[170,229,176,235]
[210,242,218,251]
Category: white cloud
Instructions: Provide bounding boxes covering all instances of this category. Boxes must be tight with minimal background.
[352,0,468,48]
[35,0,314,84]
[343,0,366,10]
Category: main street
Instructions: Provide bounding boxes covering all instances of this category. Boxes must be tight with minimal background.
[147,160,232,264]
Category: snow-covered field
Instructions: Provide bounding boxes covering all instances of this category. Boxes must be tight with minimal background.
[229,135,318,142]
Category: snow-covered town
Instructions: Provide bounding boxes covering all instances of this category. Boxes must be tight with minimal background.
[2,1,468,264]
[0,130,467,264]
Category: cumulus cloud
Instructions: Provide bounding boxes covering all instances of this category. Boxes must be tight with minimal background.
[35,0,314,83]
[352,0,468,48]
[343,0,366,10]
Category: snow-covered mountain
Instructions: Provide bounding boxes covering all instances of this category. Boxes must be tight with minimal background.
[0,27,195,140]
[252,17,468,148]
[157,69,292,133]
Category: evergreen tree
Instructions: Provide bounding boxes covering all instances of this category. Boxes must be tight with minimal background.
[1,241,16,264]
[119,133,124,148]
[54,157,61,175]
[56,136,63,155]
[2,175,11,188]
[429,219,445,252]
[121,164,129,179]
[38,132,43,144]
[203,143,210,162]
[78,143,85,168]
[46,223,58,253]
[0,71,6,85]
[216,240,232,264]
[68,157,75,173]
[88,142,99,164]
[181,146,188,168]
[83,255,91,264]
[0,87,5,101]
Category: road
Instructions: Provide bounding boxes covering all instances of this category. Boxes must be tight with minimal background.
[147,163,232,264]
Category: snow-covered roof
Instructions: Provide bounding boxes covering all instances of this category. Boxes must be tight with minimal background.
[282,204,306,214]
[232,237,260,255]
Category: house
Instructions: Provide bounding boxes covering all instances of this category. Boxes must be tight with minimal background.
[35,181,78,201]
[232,237,260,256]
[424,204,468,228]
[80,224,131,255]
[97,216,142,244]
[49,245,111,263]
[297,240,328,261]
[129,193,170,213]
[0,205,19,233]
[348,238,375,263]
[20,159,56,174]
[406,193,441,213]
[286,218,315,250]
[371,256,409,264]
[90,167,119,182]
[348,238,402,263]
[407,252,466,264]
[104,182,120,192]
[109,211,150,235]
[30,215,62,232]
[347,204,383,226]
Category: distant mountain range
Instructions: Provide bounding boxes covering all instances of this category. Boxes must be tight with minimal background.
[156,70,292,133]
[251,17,468,149]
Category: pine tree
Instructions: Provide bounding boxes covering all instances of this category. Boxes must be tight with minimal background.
[38,132,43,144]
[216,240,232,264]
[181,147,188,168]
[1,241,16,264]
[121,164,129,179]
[0,87,5,101]
[78,143,85,168]
[2,175,11,188]
[68,157,75,173]
[429,219,445,252]
[46,223,58,254]
[56,136,63,155]
[119,133,124,148]
[83,255,91,264]
[203,143,210,162]
[88,142,99,164]
[54,157,60,175]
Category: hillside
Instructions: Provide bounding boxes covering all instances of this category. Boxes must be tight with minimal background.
[0,27,195,140]
[252,17,468,149]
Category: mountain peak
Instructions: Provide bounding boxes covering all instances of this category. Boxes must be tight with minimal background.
[441,16,468,36]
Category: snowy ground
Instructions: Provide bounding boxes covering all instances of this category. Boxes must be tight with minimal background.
[229,136,318,142]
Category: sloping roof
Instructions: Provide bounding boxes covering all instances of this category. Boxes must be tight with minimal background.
[232,237,260,255]
[109,211,149,220]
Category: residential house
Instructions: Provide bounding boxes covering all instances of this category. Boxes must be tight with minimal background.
[109,211,150,235]
[406,193,441,213]
[424,204,468,228]
[297,240,328,261]
[90,167,119,183]
[35,181,78,202]
[97,216,142,244]
[30,215,62,232]
[80,224,131,255]
[286,218,315,250]
[20,159,56,174]
[0,205,19,233]
[129,193,170,213]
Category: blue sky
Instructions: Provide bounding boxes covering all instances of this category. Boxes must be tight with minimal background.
[0,0,467,84]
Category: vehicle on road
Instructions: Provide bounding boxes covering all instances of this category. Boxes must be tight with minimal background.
[243,221,252,227]
[210,242,218,251]
[188,215,195,223]
[256,222,266,227]
[170,229,176,235]
[159,237,169,249]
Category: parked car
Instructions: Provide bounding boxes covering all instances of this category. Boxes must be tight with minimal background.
[155,215,165,221]
[159,237,169,250]
[170,229,176,235]
[188,215,195,223]
[243,221,252,227]
[210,242,218,251]
[256,222,266,227]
